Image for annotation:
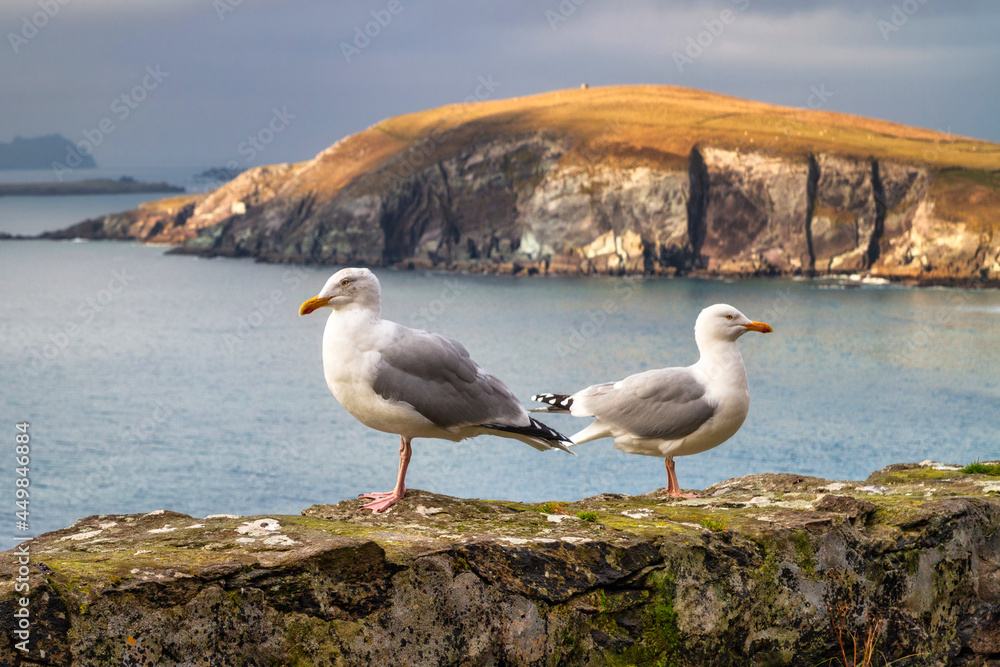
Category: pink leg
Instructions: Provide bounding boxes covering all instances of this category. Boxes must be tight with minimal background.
[665,457,698,498]
[360,436,411,512]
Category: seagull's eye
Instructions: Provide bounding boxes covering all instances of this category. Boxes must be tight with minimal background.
[725,315,734,320]
[340,279,351,287]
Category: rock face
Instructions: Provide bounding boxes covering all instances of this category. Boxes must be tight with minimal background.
[38,86,1000,285]
[2,463,999,666]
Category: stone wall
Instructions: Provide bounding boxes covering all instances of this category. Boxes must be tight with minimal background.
[2,463,999,665]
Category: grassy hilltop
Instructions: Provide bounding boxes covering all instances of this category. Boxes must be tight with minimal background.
[292,83,999,190]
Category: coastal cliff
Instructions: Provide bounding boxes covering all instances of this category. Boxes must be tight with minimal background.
[41,86,1000,285]
[2,462,999,665]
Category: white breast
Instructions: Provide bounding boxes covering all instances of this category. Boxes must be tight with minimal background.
[321,309,438,438]
[662,350,749,457]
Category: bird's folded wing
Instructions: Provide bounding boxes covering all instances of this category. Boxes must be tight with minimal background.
[577,368,716,440]
[371,326,527,429]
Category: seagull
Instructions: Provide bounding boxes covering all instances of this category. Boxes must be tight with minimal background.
[532,304,772,498]
[299,268,573,512]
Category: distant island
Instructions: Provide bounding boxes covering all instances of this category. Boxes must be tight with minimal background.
[0,134,96,170]
[35,85,1000,286]
[0,177,184,197]
[193,166,246,182]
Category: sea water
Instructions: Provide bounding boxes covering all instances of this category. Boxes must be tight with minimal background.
[2,197,998,536]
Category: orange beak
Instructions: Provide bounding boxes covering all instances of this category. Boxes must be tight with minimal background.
[744,321,773,334]
[299,296,331,316]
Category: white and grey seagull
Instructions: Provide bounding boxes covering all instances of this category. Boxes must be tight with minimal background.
[532,304,772,498]
[299,267,573,513]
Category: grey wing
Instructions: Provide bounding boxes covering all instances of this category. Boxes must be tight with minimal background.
[577,368,716,440]
[371,326,527,429]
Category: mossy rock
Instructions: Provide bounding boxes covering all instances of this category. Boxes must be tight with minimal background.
[2,463,999,665]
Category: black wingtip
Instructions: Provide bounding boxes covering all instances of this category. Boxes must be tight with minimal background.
[481,417,575,453]
[528,417,575,452]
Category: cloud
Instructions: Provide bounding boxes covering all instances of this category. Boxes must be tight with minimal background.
[1,1,997,171]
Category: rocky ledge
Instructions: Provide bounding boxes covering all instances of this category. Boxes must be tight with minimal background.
[2,462,999,666]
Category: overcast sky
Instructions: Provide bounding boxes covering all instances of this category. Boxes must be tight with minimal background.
[2,0,998,170]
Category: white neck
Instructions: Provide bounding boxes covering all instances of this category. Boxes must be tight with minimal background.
[332,302,380,323]
[320,304,383,393]
[693,337,748,393]
[323,304,380,346]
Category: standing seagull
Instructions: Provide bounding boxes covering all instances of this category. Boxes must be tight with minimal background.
[299,268,573,512]
[532,304,772,497]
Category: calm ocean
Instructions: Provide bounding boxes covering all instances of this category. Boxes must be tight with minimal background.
[2,195,998,536]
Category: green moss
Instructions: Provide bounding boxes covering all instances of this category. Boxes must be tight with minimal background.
[577,511,598,523]
[901,549,921,575]
[867,496,946,529]
[549,630,582,665]
[593,589,612,613]
[961,461,1000,476]
[285,516,395,541]
[595,502,758,537]
[869,467,957,485]
[283,515,438,561]
[281,615,343,666]
[745,540,784,611]
[790,530,816,576]
[607,571,681,667]
[44,541,258,590]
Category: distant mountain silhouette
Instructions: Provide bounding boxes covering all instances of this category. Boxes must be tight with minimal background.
[0,134,97,169]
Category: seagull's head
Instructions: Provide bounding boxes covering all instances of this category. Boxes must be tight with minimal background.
[299,267,382,316]
[695,304,773,343]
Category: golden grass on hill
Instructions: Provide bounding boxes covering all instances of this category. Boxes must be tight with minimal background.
[370,85,1000,168]
[137,193,201,213]
[284,85,1000,205]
